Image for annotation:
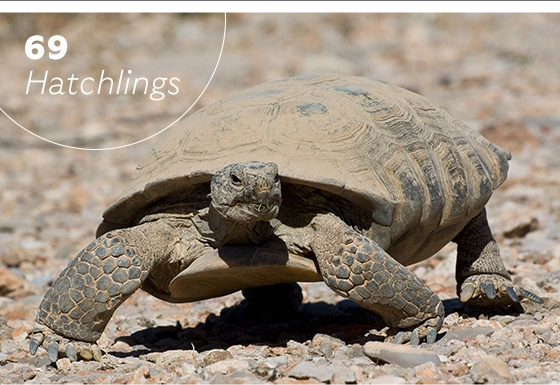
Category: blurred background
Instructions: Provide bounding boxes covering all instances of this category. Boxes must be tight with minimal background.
[0,13,559,379]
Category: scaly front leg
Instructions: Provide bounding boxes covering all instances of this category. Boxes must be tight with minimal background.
[311,213,444,344]
[30,220,173,363]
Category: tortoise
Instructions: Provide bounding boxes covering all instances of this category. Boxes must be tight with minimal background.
[30,74,543,362]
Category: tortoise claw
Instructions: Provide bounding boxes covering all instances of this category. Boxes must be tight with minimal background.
[460,274,543,307]
[426,327,438,344]
[92,345,103,361]
[410,329,420,346]
[392,331,405,345]
[506,286,519,302]
[518,288,544,304]
[48,342,59,363]
[29,333,44,355]
[484,282,496,299]
[66,344,78,362]
[460,282,475,302]
[79,348,93,361]
[387,325,439,345]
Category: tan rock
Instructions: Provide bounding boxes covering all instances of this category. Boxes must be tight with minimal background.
[470,357,513,384]
[0,268,24,296]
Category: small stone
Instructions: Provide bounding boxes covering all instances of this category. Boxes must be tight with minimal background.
[181,362,197,376]
[311,333,345,349]
[470,357,513,384]
[0,268,24,296]
[369,374,407,384]
[214,371,262,384]
[274,377,323,385]
[436,327,495,343]
[546,347,560,360]
[156,349,198,367]
[0,245,36,267]
[364,341,441,368]
[414,361,440,382]
[345,345,365,358]
[130,365,151,384]
[203,349,234,365]
[288,362,356,383]
[319,342,332,359]
[55,357,72,372]
[257,355,289,368]
[176,373,203,384]
[490,315,517,326]
[287,340,309,356]
[204,359,250,376]
[503,217,539,238]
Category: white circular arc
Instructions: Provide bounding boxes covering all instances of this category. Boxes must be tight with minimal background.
[0,13,227,151]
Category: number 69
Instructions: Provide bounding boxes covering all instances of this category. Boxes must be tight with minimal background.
[25,35,67,60]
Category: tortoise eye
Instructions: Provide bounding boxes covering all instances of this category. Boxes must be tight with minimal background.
[231,173,242,186]
[274,173,280,183]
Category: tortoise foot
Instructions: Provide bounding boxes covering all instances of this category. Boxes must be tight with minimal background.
[384,305,443,345]
[29,324,103,364]
[459,273,543,307]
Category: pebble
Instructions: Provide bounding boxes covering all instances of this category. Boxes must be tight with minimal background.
[437,326,496,343]
[470,357,514,384]
[203,349,234,365]
[130,365,151,383]
[204,358,250,376]
[288,361,356,383]
[369,374,407,384]
[257,355,289,368]
[363,341,441,368]
[0,268,24,296]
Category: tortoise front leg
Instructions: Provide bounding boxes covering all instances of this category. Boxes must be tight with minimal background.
[30,221,172,363]
[310,213,444,344]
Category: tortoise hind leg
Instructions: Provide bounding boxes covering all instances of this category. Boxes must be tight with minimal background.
[453,208,543,306]
[30,221,172,362]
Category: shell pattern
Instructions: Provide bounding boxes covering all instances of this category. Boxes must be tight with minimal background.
[98,74,510,264]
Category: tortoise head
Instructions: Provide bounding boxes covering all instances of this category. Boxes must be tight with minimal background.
[210,161,282,222]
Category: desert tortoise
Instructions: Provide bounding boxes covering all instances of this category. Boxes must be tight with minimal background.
[30,74,542,362]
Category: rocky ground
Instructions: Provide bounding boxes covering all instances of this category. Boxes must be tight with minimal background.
[1,13,559,384]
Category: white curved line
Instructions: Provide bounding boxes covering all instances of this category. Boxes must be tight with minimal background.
[0,13,227,151]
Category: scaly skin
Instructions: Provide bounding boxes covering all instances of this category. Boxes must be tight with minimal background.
[30,221,173,362]
[453,208,543,306]
[311,213,444,344]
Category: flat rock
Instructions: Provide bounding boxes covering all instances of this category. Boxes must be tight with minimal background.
[257,355,289,368]
[364,341,441,368]
[436,327,495,344]
[288,361,356,383]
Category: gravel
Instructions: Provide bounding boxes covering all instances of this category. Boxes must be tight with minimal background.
[1,13,559,384]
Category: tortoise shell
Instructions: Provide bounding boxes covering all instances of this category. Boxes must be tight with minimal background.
[97,74,510,265]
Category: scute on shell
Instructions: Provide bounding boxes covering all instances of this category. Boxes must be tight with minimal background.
[97,74,510,244]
